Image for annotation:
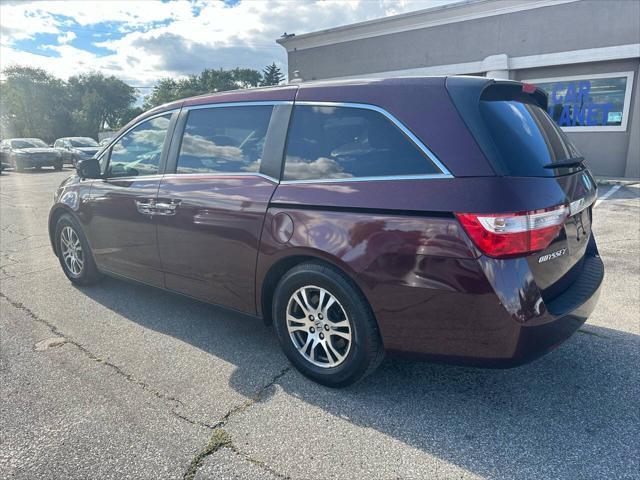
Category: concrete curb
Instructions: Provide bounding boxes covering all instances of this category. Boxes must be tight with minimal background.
[595,177,639,186]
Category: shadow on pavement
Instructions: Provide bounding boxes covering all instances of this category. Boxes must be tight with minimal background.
[80,276,639,479]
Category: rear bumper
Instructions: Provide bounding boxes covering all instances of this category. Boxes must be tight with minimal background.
[380,253,604,367]
[507,255,604,365]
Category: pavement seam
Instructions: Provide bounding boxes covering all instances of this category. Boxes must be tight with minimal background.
[183,428,232,480]
[577,328,610,339]
[0,291,215,431]
[225,444,291,480]
[182,365,292,480]
[1,290,292,478]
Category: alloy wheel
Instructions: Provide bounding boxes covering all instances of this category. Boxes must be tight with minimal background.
[286,285,352,368]
[60,225,84,277]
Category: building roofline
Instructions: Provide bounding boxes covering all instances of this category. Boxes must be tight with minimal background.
[276,0,579,52]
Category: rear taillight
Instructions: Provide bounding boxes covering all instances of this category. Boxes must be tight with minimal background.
[455,205,569,258]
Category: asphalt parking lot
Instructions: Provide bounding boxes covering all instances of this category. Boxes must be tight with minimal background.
[1,168,638,480]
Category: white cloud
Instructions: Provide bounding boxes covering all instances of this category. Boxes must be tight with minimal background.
[57,31,77,45]
[0,0,456,87]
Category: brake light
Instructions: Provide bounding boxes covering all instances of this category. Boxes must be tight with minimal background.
[455,205,569,258]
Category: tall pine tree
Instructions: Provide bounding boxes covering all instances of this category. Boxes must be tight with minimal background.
[260,63,285,86]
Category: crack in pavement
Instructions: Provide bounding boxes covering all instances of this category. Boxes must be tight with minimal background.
[1,289,292,478]
[183,365,292,480]
[226,444,291,480]
[0,291,216,431]
[577,328,611,339]
[0,265,58,280]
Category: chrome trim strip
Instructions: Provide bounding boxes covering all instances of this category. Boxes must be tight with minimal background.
[293,101,452,177]
[185,101,293,111]
[280,173,452,185]
[162,172,279,183]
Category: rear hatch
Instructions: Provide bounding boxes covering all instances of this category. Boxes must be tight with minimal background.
[447,77,598,304]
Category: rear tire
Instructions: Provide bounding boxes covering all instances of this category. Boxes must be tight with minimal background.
[53,161,63,171]
[54,214,101,285]
[273,262,384,387]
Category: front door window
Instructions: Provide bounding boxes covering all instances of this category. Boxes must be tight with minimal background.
[106,114,172,177]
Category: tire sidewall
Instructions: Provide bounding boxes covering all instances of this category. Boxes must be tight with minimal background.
[12,156,24,172]
[273,265,376,387]
[55,215,92,284]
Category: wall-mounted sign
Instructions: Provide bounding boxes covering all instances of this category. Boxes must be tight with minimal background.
[525,72,635,132]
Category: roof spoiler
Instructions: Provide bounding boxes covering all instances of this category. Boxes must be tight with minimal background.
[444,76,549,177]
[445,76,548,110]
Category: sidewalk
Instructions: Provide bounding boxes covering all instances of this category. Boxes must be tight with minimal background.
[595,176,639,186]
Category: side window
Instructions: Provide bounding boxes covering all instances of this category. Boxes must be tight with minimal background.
[283,105,439,181]
[54,140,60,148]
[176,105,274,174]
[106,114,171,177]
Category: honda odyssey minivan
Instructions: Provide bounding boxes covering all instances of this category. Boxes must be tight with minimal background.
[49,77,604,387]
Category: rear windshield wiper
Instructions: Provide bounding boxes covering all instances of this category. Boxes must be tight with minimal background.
[544,157,585,169]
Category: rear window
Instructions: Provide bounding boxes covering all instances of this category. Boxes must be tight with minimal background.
[480,98,583,177]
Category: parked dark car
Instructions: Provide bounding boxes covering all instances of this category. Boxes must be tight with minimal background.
[48,77,604,387]
[54,137,101,167]
[1,138,63,171]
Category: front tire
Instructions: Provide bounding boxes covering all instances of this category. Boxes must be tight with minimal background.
[53,160,63,171]
[273,262,384,387]
[54,214,101,285]
[13,157,25,172]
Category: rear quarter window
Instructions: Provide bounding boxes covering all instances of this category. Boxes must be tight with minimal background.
[283,105,440,181]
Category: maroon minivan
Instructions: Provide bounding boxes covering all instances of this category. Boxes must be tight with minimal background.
[48,77,604,387]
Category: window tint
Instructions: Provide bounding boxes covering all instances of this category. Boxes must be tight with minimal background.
[69,137,98,147]
[480,99,582,177]
[283,105,438,181]
[11,139,46,148]
[107,114,171,177]
[177,105,274,174]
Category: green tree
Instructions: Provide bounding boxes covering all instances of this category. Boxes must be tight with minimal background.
[143,67,263,109]
[0,66,70,142]
[67,72,136,137]
[260,63,284,86]
[115,106,145,129]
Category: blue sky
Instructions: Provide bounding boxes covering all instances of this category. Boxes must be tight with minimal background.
[0,0,456,95]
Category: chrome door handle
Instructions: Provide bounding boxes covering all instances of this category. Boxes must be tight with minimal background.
[135,199,155,215]
[153,199,181,216]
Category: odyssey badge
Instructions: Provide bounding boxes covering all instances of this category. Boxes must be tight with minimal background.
[538,248,567,263]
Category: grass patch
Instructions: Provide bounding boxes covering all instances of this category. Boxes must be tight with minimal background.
[183,428,232,480]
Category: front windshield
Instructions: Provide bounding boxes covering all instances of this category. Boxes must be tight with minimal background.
[11,139,47,149]
[69,138,98,147]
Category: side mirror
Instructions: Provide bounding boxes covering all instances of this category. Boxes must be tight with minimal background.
[76,158,102,179]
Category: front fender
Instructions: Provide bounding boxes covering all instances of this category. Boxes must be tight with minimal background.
[48,175,93,256]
